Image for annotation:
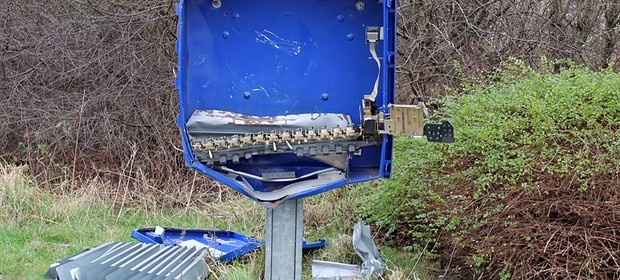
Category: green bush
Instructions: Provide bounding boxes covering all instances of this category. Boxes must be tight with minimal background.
[357,60,620,278]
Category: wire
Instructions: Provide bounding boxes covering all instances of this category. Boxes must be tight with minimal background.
[216,166,338,183]
[368,41,381,102]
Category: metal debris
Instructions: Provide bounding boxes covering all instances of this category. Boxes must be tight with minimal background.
[46,242,208,280]
[131,227,328,262]
[131,228,261,262]
[312,260,361,279]
[352,221,386,278]
[312,222,385,279]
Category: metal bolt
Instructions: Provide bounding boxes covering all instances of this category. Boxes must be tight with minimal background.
[356,1,365,11]
[222,31,229,38]
[347,34,354,41]
[337,15,345,22]
[212,0,221,9]
[322,93,329,100]
[243,91,251,98]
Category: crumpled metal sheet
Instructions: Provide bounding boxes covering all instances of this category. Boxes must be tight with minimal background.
[227,169,346,205]
[352,221,386,278]
[312,260,361,279]
[312,221,386,280]
[186,110,353,139]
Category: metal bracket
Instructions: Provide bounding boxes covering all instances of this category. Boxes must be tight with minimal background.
[365,26,384,43]
[383,104,425,136]
[423,121,454,143]
[361,103,454,143]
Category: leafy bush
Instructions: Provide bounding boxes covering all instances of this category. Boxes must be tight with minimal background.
[357,60,620,279]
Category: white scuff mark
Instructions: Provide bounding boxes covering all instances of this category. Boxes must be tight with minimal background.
[226,62,253,95]
[252,86,270,98]
[193,55,206,65]
[309,36,319,48]
[226,62,240,77]
[255,29,302,56]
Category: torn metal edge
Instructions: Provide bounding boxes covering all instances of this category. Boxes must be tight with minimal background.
[312,260,361,280]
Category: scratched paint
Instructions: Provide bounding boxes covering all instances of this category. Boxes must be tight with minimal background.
[255,29,304,56]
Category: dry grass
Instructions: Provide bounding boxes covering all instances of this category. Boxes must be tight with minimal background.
[0,164,429,279]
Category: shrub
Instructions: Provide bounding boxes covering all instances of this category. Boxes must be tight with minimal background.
[358,60,620,279]
[0,1,219,200]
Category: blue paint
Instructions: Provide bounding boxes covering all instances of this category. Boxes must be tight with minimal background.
[131,227,327,261]
[131,228,262,262]
[176,0,397,204]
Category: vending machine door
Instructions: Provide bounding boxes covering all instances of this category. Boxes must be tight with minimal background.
[175,0,397,207]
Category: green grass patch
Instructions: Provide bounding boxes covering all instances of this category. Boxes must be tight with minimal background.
[0,165,427,279]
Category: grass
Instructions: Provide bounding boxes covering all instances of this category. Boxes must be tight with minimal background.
[0,165,430,279]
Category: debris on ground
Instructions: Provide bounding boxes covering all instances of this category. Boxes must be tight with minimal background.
[46,242,208,280]
[312,260,361,279]
[312,221,385,279]
[352,221,386,278]
[132,227,327,261]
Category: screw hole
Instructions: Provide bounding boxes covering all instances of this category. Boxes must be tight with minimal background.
[212,0,221,9]
[355,1,365,11]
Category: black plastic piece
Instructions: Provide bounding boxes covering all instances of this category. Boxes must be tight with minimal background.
[363,98,377,115]
[423,121,454,143]
[363,119,377,135]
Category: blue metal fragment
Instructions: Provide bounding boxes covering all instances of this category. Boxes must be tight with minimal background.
[131,227,327,262]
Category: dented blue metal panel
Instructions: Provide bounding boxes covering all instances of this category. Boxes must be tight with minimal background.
[131,228,262,262]
[175,0,396,206]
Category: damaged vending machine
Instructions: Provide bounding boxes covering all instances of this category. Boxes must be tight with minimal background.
[174,0,452,278]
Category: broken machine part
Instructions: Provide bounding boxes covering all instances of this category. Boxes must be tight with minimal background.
[311,221,386,280]
[175,1,453,206]
[46,242,208,280]
[131,227,327,262]
[187,110,378,166]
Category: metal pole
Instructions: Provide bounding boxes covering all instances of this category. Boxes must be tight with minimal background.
[264,198,303,280]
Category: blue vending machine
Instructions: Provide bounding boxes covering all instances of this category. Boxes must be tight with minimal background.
[174,0,452,278]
